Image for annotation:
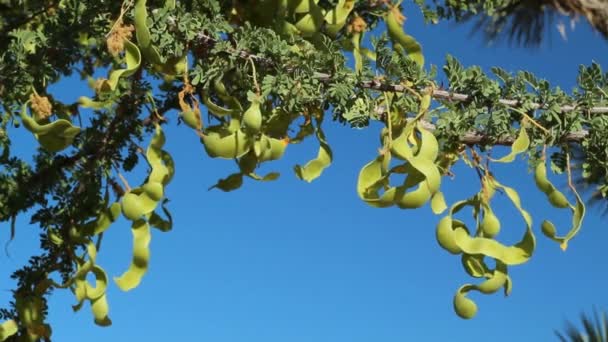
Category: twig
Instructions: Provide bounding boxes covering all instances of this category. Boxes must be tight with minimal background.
[193,32,608,115]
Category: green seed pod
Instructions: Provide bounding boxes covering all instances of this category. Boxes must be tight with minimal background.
[548,191,570,209]
[121,193,144,221]
[181,110,201,130]
[534,162,552,193]
[435,216,462,254]
[454,292,477,319]
[541,220,557,238]
[480,210,501,238]
[143,182,164,202]
[242,100,262,134]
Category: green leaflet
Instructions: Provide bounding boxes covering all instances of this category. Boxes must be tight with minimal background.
[435,176,535,319]
[294,118,332,182]
[114,219,151,291]
[534,160,586,250]
[491,123,530,163]
[0,320,17,341]
[97,40,141,93]
[385,7,424,67]
[19,102,81,152]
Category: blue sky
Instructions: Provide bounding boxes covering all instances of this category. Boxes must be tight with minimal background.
[2,3,608,341]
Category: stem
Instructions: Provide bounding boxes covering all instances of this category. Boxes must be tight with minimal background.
[248,57,261,96]
[505,105,549,134]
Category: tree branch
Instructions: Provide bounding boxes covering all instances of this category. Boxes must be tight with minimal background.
[195,32,608,114]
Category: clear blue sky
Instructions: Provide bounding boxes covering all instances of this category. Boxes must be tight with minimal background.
[2,3,608,341]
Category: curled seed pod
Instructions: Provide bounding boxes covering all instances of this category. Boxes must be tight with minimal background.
[454,290,477,319]
[114,219,151,291]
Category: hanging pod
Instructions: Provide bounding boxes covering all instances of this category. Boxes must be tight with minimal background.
[358,120,442,210]
[255,134,287,162]
[19,102,81,152]
[294,116,333,182]
[201,122,253,159]
[293,0,324,37]
[385,6,424,67]
[116,124,173,291]
[534,160,586,250]
[453,261,510,319]
[491,122,530,163]
[114,219,151,291]
[324,0,355,37]
[121,124,172,221]
[435,177,535,319]
[97,40,142,93]
[133,0,186,76]
[242,97,263,134]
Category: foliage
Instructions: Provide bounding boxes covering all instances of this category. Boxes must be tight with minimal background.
[0,0,607,339]
[556,308,608,342]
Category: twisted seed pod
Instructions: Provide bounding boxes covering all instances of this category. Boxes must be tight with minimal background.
[294,119,332,182]
[201,125,253,159]
[114,219,151,291]
[385,7,424,67]
[491,123,530,163]
[534,160,586,250]
[19,102,80,152]
[324,0,355,36]
[436,177,535,318]
[116,124,173,292]
[97,40,141,93]
[133,0,185,75]
[293,0,324,37]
